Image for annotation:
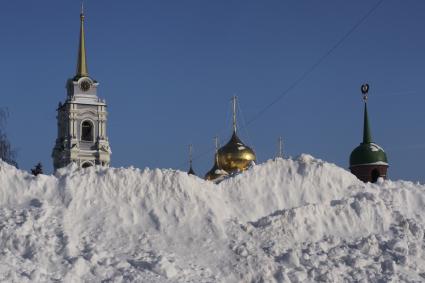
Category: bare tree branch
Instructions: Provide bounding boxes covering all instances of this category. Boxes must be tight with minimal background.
[0,108,18,167]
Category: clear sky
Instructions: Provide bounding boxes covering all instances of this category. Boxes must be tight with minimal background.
[0,0,424,182]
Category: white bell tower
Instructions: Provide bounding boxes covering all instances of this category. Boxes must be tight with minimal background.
[52,5,111,170]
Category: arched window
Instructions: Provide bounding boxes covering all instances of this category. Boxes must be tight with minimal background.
[82,162,93,168]
[81,120,93,142]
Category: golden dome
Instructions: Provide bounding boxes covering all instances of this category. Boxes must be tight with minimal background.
[217,131,256,173]
[204,156,228,181]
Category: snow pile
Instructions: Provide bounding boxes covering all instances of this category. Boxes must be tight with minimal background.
[0,155,424,282]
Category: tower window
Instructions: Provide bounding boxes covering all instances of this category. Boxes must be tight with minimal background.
[81,120,94,141]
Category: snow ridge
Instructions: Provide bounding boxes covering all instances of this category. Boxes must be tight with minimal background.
[0,155,424,282]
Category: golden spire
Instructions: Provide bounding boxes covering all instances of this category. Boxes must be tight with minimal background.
[76,2,89,78]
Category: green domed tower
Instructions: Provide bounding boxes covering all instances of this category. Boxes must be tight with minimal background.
[349,84,388,183]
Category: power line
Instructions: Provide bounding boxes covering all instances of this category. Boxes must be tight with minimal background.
[245,0,385,126]
[187,0,385,169]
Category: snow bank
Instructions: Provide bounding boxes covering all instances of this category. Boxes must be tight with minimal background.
[0,155,424,282]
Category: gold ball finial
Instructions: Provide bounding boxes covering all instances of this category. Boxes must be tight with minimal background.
[361,83,369,101]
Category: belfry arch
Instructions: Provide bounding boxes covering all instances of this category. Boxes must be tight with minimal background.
[81,120,94,142]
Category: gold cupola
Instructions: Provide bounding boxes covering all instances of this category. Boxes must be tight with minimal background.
[205,137,228,181]
[216,97,256,173]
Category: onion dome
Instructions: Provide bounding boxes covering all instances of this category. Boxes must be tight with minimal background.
[217,131,256,173]
[204,154,228,181]
[350,85,388,168]
[204,137,228,181]
[216,96,256,173]
[204,160,219,180]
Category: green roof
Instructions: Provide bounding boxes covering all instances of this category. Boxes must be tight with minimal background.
[349,102,388,167]
[350,143,388,167]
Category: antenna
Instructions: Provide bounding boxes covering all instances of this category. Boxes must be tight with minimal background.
[232,96,237,133]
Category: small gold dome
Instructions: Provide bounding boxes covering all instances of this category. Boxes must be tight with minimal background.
[204,157,228,181]
[217,132,256,173]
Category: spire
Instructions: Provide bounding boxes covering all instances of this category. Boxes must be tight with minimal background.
[277,136,283,158]
[361,84,372,144]
[362,102,372,144]
[188,144,196,175]
[232,96,237,133]
[214,136,219,164]
[76,2,89,78]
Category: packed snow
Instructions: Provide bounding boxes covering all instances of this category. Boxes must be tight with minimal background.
[0,155,424,282]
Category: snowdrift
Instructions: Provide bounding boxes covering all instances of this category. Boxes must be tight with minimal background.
[0,155,424,282]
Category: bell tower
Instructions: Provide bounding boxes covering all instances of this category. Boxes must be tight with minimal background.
[52,4,111,170]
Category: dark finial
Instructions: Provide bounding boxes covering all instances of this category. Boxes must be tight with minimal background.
[360,83,372,144]
[361,83,369,102]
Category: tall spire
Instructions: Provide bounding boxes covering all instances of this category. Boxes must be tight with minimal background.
[76,2,89,78]
[361,84,372,144]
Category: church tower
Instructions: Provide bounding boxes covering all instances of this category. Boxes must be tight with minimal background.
[52,5,111,170]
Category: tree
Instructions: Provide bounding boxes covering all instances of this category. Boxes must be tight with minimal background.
[31,162,43,176]
[0,108,18,167]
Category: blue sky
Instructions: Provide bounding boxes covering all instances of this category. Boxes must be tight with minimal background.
[0,1,424,182]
